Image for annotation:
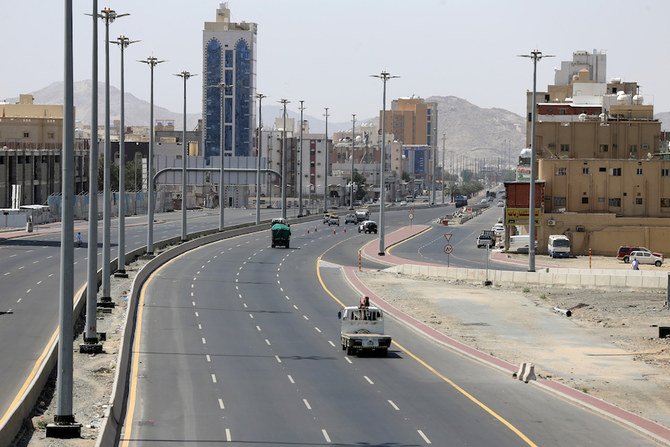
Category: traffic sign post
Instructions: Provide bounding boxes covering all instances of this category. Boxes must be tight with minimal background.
[444,243,452,267]
[408,211,414,228]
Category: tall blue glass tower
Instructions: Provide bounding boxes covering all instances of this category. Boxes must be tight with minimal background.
[203,3,256,161]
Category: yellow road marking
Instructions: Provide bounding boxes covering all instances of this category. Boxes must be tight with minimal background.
[386,225,432,256]
[316,255,538,447]
[0,284,85,427]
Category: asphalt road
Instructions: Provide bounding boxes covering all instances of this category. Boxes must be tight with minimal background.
[0,207,288,424]
[120,213,659,446]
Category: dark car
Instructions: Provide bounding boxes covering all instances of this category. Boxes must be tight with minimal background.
[358,220,378,234]
[616,245,663,263]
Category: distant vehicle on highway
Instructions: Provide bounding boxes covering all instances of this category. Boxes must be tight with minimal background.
[338,304,391,356]
[328,216,340,226]
[454,195,468,208]
[358,220,378,234]
[344,213,357,224]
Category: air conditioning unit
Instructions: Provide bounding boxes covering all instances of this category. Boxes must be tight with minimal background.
[547,218,556,226]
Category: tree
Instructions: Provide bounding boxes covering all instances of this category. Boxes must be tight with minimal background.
[351,170,367,201]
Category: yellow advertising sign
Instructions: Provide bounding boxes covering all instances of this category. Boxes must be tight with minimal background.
[505,207,541,225]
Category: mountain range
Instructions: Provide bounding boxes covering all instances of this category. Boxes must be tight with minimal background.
[25,81,670,161]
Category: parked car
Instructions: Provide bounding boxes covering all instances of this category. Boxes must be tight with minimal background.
[399,201,407,206]
[345,213,357,224]
[491,223,505,237]
[328,216,340,226]
[358,220,378,234]
[616,246,663,263]
[497,200,505,207]
[629,250,663,267]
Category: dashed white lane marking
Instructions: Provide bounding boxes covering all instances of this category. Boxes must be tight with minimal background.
[238,294,243,299]
[388,400,400,411]
[48,273,53,277]
[364,376,374,385]
[9,254,16,258]
[235,279,238,283]
[315,327,321,333]
[249,313,254,318]
[238,266,243,271]
[285,296,290,300]
[303,315,309,321]
[207,260,211,263]
[243,261,247,265]
[417,430,431,444]
[206,354,211,362]
[18,266,24,270]
[201,265,205,269]
[328,341,336,348]
[36,281,42,285]
[277,280,280,285]
[26,289,31,294]
[293,305,299,310]
[303,399,312,410]
[191,292,194,297]
[276,273,279,277]
[256,325,261,331]
[287,374,295,384]
[192,301,196,307]
[321,429,331,443]
[195,311,199,317]
[243,303,247,308]
[16,298,21,303]
[33,260,39,264]
[213,255,217,259]
[193,277,197,281]
[3,272,9,276]
[221,251,225,255]
[344,357,352,364]
[198,323,202,330]
[236,244,241,247]
[202,337,207,345]
[191,284,194,288]
[225,428,231,442]
[235,285,239,290]
[274,355,282,363]
[280,287,284,292]
[218,398,225,409]
[211,374,217,384]
[265,339,271,346]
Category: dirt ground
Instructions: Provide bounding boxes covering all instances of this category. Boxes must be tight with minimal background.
[358,258,670,430]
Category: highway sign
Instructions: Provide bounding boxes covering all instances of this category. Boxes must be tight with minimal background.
[444,244,453,254]
[443,233,452,242]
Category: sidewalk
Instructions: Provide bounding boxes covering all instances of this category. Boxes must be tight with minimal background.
[344,225,670,444]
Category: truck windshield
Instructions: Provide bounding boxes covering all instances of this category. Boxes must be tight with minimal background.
[349,309,382,321]
[553,240,570,247]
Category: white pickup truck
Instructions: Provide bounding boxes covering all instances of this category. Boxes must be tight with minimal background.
[338,305,392,356]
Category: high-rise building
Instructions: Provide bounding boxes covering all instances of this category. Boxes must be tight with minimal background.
[202,3,257,161]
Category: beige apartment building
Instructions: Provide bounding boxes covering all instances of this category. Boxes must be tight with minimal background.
[0,94,88,208]
[521,50,670,256]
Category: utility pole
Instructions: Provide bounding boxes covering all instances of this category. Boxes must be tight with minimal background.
[279,99,290,219]
[298,100,305,217]
[441,132,446,204]
[323,107,330,213]
[175,71,196,241]
[255,93,266,225]
[350,114,356,210]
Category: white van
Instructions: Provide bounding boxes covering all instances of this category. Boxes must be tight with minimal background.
[547,234,571,258]
[508,235,536,254]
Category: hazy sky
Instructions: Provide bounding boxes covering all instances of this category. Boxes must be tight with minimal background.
[1,0,668,122]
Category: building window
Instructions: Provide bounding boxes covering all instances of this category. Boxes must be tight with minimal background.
[556,167,566,176]
[630,145,637,154]
[599,167,606,172]
[635,197,643,205]
[608,198,621,207]
[553,196,566,206]
[611,167,621,176]
[560,144,570,153]
[636,168,643,175]
[204,38,222,160]
[0,156,4,164]
[582,167,589,174]
[662,169,670,177]
[599,144,609,153]
[235,38,252,156]
[47,132,55,139]
[661,198,670,208]
[581,196,589,204]
[559,109,567,115]
[23,132,29,138]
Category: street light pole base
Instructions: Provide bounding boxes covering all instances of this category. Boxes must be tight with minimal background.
[378,252,385,256]
[97,300,115,309]
[114,270,128,278]
[79,342,103,354]
[46,416,81,439]
[141,252,155,260]
[483,280,493,286]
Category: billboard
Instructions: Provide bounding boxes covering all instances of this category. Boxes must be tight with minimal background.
[505,207,541,225]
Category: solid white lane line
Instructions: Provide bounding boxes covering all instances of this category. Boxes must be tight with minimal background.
[256,325,261,331]
[417,430,431,444]
[202,337,207,344]
[321,429,331,443]
[218,398,225,409]
[364,376,374,385]
[206,354,211,362]
[344,357,352,364]
[287,375,295,384]
[388,400,400,411]
[315,327,321,333]
[274,355,281,363]
[265,339,271,346]
[328,341,336,347]
[303,399,312,410]
[211,374,217,384]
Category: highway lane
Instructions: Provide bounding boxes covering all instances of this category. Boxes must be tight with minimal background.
[0,207,286,425]
[121,218,658,446]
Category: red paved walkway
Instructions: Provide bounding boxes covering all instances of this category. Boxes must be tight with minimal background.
[360,225,435,266]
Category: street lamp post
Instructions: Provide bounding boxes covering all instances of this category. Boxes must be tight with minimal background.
[441,132,446,204]
[175,71,196,242]
[519,49,553,273]
[219,82,233,231]
[139,56,164,256]
[298,100,305,217]
[83,0,101,350]
[99,6,127,303]
[371,71,399,256]
[255,93,266,225]
[279,99,290,219]
[112,35,138,278]
[350,114,356,210]
[323,107,329,213]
